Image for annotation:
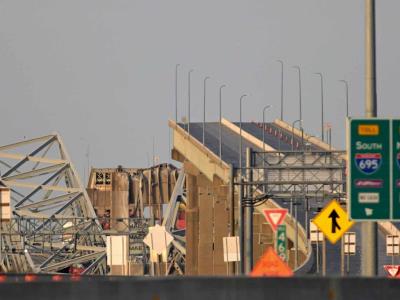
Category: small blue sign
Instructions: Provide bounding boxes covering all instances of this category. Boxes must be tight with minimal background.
[355,153,382,175]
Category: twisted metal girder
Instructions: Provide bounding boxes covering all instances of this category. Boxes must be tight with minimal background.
[0,133,106,274]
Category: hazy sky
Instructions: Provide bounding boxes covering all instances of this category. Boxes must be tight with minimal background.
[1,1,399,179]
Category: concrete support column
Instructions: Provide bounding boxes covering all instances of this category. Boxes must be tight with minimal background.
[184,162,200,275]
[111,172,129,231]
[212,175,229,274]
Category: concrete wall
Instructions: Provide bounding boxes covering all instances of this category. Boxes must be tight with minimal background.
[185,160,231,275]
[0,276,399,300]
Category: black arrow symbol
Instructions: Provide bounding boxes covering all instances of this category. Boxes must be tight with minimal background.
[328,209,341,233]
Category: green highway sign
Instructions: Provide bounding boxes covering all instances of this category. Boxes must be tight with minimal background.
[348,118,400,220]
[393,120,400,219]
[276,225,287,262]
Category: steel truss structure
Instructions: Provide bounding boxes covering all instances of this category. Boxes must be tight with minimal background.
[0,134,106,274]
[162,170,186,275]
[244,150,347,201]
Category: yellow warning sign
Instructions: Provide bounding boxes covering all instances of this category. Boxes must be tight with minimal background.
[313,200,355,244]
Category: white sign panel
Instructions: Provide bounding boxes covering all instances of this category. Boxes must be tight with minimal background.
[223,236,240,262]
[344,232,356,255]
[143,224,174,255]
[310,220,323,243]
[106,235,129,266]
[386,235,400,256]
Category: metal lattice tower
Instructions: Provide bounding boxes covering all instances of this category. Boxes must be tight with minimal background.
[0,133,106,274]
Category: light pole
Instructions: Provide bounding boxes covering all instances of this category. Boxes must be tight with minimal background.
[239,94,248,173]
[339,80,349,118]
[175,64,180,122]
[262,105,272,193]
[262,105,272,152]
[315,73,325,142]
[277,60,284,120]
[291,119,303,151]
[325,123,332,150]
[292,66,302,121]
[187,69,194,136]
[238,93,248,275]
[219,84,226,159]
[202,76,210,145]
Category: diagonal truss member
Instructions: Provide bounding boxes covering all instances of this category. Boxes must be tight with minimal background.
[0,133,106,274]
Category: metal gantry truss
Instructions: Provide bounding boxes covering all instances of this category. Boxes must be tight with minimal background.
[232,149,347,273]
[0,134,106,274]
[247,150,347,201]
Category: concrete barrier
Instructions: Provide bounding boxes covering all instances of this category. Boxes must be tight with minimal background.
[0,275,399,300]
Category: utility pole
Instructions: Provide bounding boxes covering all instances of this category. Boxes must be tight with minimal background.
[187,69,194,136]
[277,60,284,120]
[239,177,244,274]
[245,147,254,274]
[202,76,210,145]
[314,73,325,142]
[341,237,345,276]
[362,0,378,276]
[175,64,180,122]
[322,236,326,276]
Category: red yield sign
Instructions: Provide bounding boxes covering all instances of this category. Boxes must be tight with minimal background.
[384,265,400,278]
[263,209,288,231]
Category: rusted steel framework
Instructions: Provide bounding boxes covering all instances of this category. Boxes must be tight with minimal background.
[0,134,106,274]
[162,170,186,275]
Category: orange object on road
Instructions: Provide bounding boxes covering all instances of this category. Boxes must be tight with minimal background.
[250,247,293,277]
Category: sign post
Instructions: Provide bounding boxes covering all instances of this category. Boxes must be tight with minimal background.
[223,236,241,276]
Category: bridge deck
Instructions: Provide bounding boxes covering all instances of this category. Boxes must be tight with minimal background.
[178,120,396,276]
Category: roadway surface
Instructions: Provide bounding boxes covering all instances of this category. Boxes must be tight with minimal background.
[179,121,397,276]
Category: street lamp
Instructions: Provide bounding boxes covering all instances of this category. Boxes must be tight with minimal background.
[292,66,302,121]
[187,69,194,136]
[339,80,349,118]
[291,119,303,151]
[219,84,226,159]
[262,105,272,153]
[203,76,210,145]
[239,94,248,173]
[315,73,325,142]
[262,104,272,193]
[277,60,284,120]
[175,64,180,123]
